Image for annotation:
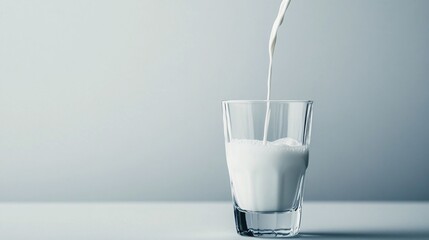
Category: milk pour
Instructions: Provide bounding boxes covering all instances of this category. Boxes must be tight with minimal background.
[263,0,292,144]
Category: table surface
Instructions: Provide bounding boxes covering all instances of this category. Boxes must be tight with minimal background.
[1,202,428,239]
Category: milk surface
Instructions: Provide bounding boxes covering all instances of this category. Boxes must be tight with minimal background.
[226,138,308,212]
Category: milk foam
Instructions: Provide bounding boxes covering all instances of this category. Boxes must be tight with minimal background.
[226,138,308,212]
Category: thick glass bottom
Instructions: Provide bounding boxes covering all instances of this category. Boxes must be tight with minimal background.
[234,205,302,238]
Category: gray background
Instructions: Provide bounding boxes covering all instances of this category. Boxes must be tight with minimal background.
[0,0,428,201]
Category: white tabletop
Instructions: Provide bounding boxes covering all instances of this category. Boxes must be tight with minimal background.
[1,202,428,239]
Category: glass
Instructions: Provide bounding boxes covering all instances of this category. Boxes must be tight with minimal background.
[222,100,313,237]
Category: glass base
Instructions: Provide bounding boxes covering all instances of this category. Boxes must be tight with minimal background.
[234,205,302,238]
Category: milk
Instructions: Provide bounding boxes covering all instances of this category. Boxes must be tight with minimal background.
[263,0,292,143]
[226,0,307,213]
[226,138,308,212]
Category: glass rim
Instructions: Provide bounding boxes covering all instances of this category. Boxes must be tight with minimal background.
[222,100,313,104]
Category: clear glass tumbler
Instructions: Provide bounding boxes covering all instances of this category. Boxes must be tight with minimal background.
[222,100,313,237]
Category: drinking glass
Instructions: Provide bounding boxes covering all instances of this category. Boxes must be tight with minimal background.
[222,100,313,237]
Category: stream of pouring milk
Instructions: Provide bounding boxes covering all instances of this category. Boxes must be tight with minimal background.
[263,0,292,144]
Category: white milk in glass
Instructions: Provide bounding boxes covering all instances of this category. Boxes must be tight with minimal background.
[227,138,308,212]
